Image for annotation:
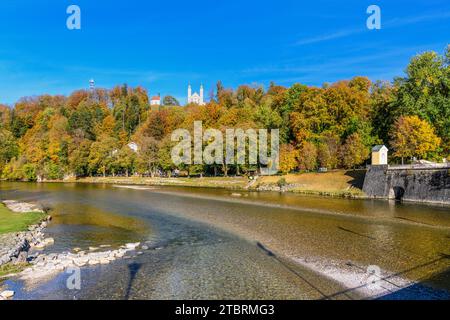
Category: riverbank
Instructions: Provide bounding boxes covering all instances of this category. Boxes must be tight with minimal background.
[0,199,153,299]
[0,201,51,282]
[0,201,47,235]
[60,170,367,198]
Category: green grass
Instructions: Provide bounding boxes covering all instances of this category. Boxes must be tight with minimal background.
[0,204,46,235]
[0,262,28,278]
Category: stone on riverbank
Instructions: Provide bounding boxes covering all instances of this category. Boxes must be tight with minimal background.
[19,245,139,282]
[125,242,140,249]
[0,290,15,299]
[0,219,51,267]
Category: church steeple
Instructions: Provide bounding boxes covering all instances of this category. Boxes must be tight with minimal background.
[187,83,205,105]
[200,84,204,103]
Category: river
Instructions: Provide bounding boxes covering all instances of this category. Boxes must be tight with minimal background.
[0,182,449,299]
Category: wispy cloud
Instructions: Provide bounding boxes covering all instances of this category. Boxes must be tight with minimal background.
[293,11,450,46]
[243,45,425,75]
[240,43,443,86]
[385,11,450,28]
[294,28,363,46]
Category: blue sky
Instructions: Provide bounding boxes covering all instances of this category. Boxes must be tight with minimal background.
[0,0,449,104]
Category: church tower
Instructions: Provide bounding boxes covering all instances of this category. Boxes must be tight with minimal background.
[187,84,205,105]
[200,84,204,103]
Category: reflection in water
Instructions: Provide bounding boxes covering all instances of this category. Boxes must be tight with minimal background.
[0,181,449,299]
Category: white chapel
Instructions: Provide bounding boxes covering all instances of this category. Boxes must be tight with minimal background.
[188,84,205,105]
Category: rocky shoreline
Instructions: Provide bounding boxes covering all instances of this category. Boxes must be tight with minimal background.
[0,200,51,267]
[0,199,154,300]
[0,217,52,267]
[19,242,146,282]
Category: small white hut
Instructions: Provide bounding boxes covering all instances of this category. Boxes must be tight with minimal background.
[371,145,388,165]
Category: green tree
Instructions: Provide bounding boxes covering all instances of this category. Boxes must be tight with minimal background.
[88,135,119,176]
[163,95,180,106]
[394,48,450,153]
[0,129,18,172]
[68,139,92,177]
[114,145,137,177]
[135,136,159,177]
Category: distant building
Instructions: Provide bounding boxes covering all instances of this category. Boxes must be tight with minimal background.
[150,95,161,106]
[89,79,95,92]
[371,145,388,165]
[188,84,205,105]
[111,142,139,156]
[127,142,139,153]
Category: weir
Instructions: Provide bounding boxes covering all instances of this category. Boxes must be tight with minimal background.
[362,164,450,204]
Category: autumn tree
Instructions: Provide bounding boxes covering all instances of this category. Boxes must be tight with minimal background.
[0,104,11,130]
[1,48,449,180]
[340,133,370,169]
[390,115,441,163]
[297,141,317,171]
[279,144,298,174]
[317,134,340,169]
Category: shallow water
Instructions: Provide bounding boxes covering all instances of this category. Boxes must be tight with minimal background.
[0,182,449,300]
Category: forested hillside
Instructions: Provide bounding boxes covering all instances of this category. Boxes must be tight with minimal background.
[0,48,448,180]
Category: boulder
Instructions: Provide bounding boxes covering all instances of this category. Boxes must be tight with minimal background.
[15,251,28,264]
[0,290,15,299]
[43,238,54,245]
[125,242,140,249]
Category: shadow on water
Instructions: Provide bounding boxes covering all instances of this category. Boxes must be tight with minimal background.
[258,239,450,300]
[337,226,377,240]
[377,263,450,300]
[256,242,330,299]
[325,253,450,300]
[124,262,142,300]
[256,242,275,257]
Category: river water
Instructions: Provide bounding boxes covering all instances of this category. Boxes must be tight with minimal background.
[0,182,449,300]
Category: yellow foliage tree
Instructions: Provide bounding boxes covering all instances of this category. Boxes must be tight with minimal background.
[279,144,299,174]
[390,115,440,162]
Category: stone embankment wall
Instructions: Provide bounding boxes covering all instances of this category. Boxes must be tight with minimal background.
[363,164,450,204]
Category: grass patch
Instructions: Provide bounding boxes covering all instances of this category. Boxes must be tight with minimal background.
[256,170,367,197]
[0,204,46,235]
[0,262,28,278]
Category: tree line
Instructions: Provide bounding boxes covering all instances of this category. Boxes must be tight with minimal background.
[0,47,449,180]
